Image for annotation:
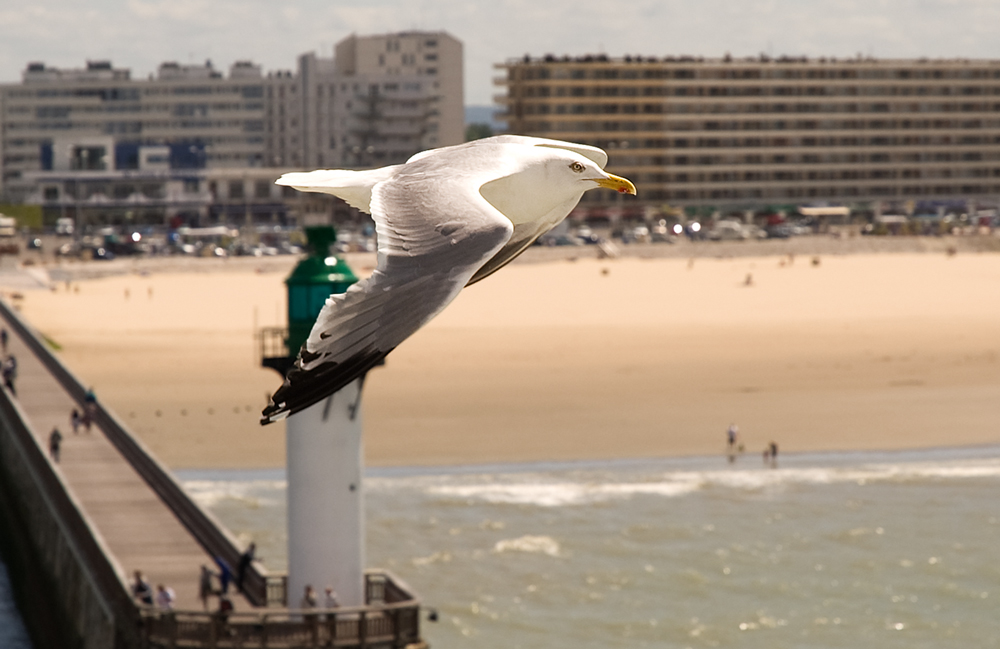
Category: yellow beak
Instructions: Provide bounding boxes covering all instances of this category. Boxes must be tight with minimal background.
[593,173,637,195]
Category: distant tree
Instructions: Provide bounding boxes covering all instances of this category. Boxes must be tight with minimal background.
[465,123,493,141]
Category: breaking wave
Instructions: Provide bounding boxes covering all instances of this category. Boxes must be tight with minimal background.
[416,458,1000,507]
[183,479,286,508]
[493,535,561,556]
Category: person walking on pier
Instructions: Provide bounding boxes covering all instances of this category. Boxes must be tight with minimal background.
[301,585,319,644]
[236,542,257,593]
[48,427,63,462]
[156,584,176,610]
[0,327,8,353]
[132,570,153,606]
[214,556,233,594]
[324,586,340,609]
[3,354,17,395]
[82,387,97,431]
[199,564,215,610]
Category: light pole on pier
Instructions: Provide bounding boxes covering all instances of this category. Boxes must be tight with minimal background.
[260,226,368,606]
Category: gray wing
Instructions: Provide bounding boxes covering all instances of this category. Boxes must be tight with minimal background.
[262,161,513,423]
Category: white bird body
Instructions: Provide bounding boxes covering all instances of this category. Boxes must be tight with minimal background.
[262,135,635,423]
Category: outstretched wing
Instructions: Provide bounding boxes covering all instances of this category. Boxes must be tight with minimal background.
[261,158,514,424]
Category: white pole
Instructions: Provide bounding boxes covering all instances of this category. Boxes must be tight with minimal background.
[286,378,365,608]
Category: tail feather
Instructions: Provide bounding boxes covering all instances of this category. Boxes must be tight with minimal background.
[275,166,399,213]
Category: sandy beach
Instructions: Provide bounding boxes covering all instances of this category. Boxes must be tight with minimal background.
[11,239,1000,468]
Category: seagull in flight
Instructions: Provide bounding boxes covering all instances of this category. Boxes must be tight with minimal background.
[261,135,636,424]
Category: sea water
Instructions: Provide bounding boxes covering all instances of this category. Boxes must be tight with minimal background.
[178,446,997,648]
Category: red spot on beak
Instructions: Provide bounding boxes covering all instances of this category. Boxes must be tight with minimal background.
[618,187,628,193]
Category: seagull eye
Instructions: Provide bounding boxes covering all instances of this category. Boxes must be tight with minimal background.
[569,161,585,173]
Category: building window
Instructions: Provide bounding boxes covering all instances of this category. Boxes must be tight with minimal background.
[71,145,107,171]
[228,181,244,200]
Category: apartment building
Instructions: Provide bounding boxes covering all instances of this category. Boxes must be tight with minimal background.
[0,31,464,226]
[496,54,1000,212]
[294,31,464,169]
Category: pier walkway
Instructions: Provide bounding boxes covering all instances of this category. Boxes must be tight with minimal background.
[0,302,240,611]
[0,294,423,648]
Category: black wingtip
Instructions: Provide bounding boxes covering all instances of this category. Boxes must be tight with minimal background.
[259,349,391,425]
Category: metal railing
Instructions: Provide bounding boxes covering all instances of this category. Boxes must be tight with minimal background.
[257,326,289,361]
[261,571,415,610]
[141,604,421,649]
[141,571,421,649]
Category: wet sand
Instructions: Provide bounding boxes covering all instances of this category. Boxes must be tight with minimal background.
[13,245,1000,468]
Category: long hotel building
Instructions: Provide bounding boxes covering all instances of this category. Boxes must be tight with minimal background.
[496,55,1000,211]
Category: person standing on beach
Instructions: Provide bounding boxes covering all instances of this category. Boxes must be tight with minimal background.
[726,424,740,463]
[0,327,7,353]
[768,441,779,468]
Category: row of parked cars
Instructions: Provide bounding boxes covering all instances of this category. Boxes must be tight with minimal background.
[537,218,815,247]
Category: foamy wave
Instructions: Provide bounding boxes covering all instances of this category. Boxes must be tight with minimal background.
[493,535,561,556]
[183,479,286,508]
[422,459,1000,506]
[429,481,699,506]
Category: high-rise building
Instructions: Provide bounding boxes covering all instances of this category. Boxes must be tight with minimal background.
[496,54,1000,212]
[294,31,464,169]
[0,31,464,226]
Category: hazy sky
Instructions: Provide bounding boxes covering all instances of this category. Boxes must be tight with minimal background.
[2,0,998,106]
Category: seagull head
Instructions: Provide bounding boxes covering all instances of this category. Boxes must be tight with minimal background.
[480,144,637,227]
[539,149,636,198]
[571,158,637,196]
